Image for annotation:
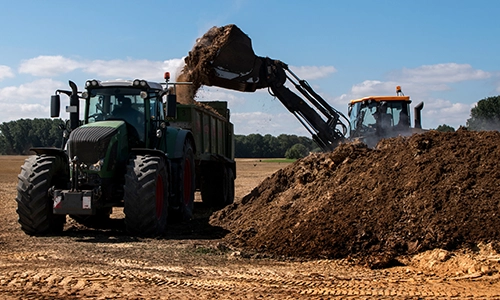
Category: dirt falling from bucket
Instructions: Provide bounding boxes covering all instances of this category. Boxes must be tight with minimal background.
[176,25,237,104]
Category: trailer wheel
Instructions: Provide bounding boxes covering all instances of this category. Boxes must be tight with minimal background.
[171,139,195,222]
[201,163,234,207]
[124,155,168,236]
[224,166,235,205]
[16,155,68,235]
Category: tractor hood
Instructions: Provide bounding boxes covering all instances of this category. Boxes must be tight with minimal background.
[67,121,129,174]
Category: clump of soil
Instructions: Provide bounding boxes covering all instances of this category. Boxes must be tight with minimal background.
[210,129,500,268]
[176,25,236,104]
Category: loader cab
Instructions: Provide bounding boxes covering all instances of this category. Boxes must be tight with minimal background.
[348,95,411,147]
[84,79,166,145]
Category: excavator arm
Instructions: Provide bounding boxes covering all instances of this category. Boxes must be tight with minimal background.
[184,25,349,151]
[263,59,348,151]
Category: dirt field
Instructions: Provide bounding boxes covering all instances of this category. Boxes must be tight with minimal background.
[1,155,500,299]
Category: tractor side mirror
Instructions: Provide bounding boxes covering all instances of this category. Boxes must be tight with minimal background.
[51,95,61,117]
[166,94,177,118]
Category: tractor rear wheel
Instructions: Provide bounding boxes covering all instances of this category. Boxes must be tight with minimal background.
[124,155,168,236]
[16,155,68,235]
[170,139,195,222]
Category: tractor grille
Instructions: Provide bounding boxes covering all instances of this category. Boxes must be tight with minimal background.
[67,126,117,165]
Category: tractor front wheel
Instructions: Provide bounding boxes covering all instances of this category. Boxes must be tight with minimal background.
[16,155,68,235]
[124,155,169,236]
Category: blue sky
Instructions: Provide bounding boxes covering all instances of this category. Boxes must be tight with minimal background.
[1,0,499,136]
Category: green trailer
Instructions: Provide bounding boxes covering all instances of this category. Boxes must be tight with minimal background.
[15,77,235,236]
[171,101,236,207]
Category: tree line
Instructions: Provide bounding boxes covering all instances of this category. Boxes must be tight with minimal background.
[0,118,316,158]
[1,95,500,157]
[234,134,317,158]
[0,118,65,155]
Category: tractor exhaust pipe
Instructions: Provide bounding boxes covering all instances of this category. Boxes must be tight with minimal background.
[414,102,424,129]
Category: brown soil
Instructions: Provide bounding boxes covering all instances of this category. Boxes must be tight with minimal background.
[176,25,234,104]
[211,129,500,269]
[1,148,500,298]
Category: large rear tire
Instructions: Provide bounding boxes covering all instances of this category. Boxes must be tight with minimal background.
[16,155,68,235]
[170,139,195,222]
[124,155,168,236]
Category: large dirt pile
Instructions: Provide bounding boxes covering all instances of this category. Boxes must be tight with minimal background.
[210,129,500,267]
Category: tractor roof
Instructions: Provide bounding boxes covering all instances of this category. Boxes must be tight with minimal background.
[87,79,163,90]
[350,95,411,105]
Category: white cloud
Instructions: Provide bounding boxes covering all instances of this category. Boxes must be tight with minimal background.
[83,58,185,81]
[231,111,308,136]
[0,102,50,122]
[0,78,64,103]
[289,65,336,80]
[17,55,185,81]
[0,65,15,81]
[390,63,491,85]
[349,80,396,97]
[422,98,473,129]
[0,79,65,122]
[19,56,83,77]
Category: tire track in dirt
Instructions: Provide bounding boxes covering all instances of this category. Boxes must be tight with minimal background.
[2,254,499,299]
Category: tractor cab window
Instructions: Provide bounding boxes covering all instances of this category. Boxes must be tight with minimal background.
[87,88,146,141]
[390,102,410,129]
[148,94,165,121]
[349,101,378,135]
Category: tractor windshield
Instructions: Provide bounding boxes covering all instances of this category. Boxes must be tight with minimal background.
[350,100,410,138]
[86,87,146,140]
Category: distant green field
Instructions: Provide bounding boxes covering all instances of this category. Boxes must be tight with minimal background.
[261,158,296,163]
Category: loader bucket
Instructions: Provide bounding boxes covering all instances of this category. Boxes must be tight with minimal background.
[183,24,266,92]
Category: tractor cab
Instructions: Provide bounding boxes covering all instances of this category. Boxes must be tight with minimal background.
[83,79,169,145]
[348,86,414,147]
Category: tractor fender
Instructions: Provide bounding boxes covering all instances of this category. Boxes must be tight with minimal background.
[168,129,196,160]
[30,147,69,163]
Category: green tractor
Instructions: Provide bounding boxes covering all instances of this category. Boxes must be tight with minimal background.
[16,75,235,236]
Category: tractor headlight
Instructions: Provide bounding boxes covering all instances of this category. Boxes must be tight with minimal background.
[133,79,149,88]
[85,80,100,88]
[89,159,104,172]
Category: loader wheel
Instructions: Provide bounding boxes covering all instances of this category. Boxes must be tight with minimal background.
[124,155,168,236]
[16,155,68,235]
[170,139,195,222]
